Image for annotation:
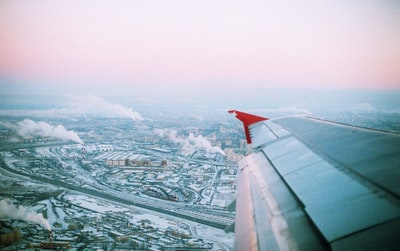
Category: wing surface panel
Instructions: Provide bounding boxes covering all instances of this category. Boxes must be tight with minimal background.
[273,117,400,196]
[260,126,400,242]
[261,136,324,175]
[235,152,327,251]
[264,121,291,138]
[249,123,278,148]
[331,218,400,251]
[231,111,400,250]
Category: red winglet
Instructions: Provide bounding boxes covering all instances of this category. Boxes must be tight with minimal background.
[228,110,268,144]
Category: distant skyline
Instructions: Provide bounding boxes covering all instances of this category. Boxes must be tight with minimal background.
[1,0,400,92]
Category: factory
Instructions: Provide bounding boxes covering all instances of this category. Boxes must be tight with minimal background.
[95,151,151,167]
[36,231,71,250]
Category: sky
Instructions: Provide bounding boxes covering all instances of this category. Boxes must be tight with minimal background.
[1,0,400,89]
[0,0,400,114]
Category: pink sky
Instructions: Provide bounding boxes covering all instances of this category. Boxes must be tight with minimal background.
[1,0,399,89]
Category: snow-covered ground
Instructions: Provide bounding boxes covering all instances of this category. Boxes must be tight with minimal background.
[62,192,234,250]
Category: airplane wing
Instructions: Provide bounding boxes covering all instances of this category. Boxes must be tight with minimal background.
[229,110,400,251]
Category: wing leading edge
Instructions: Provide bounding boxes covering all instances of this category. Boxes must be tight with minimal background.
[230,110,400,251]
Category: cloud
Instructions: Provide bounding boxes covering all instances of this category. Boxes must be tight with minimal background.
[0,199,51,231]
[64,95,144,121]
[1,119,83,144]
[154,128,225,155]
[0,95,144,121]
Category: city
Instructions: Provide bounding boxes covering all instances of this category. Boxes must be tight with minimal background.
[1,93,400,250]
[0,112,246,250]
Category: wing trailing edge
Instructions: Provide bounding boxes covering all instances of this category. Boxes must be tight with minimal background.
[228,110,268,144]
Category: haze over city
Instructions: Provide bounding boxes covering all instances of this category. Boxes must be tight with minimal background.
[1,0,400,132]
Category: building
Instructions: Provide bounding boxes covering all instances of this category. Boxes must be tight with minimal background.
[97,144,114,152]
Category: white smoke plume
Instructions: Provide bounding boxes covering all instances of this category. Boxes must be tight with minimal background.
[1,119,83,144]
[0,199,51,230]
[65,95,144,121]
[154,128,225,155]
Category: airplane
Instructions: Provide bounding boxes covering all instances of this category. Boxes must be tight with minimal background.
[228,110,400,251]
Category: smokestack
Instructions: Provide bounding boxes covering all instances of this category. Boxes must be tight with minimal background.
[49,231,53,248]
